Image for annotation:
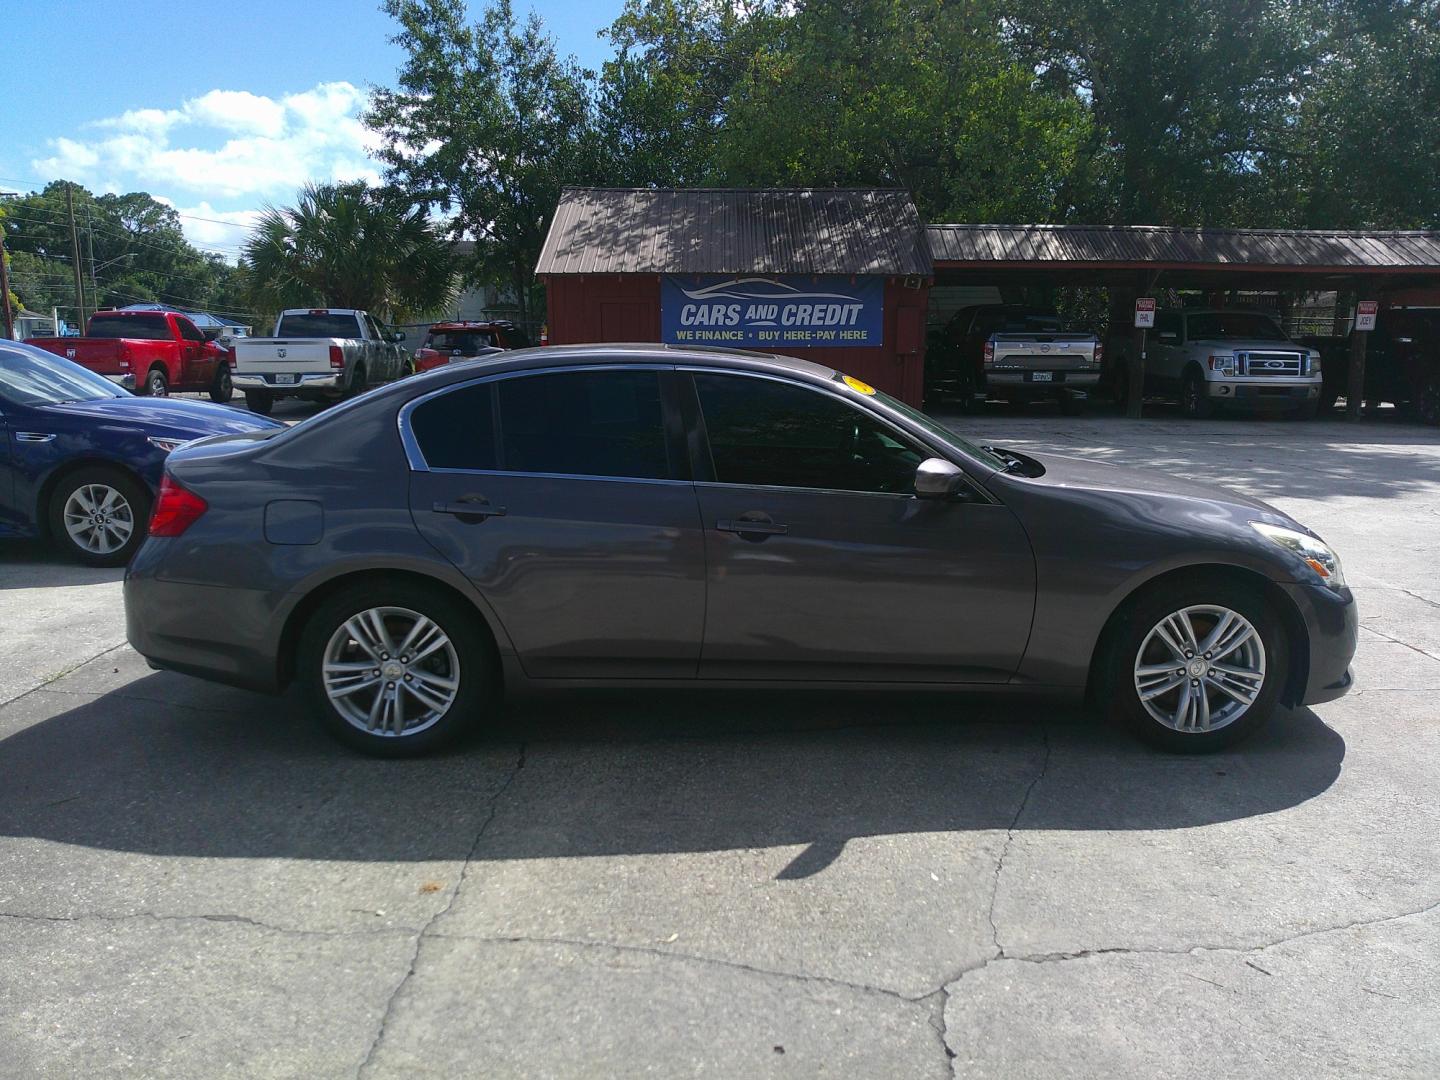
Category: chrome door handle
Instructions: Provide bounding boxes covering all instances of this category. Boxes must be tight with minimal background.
[717,518,788,536]
[14,432,57,443]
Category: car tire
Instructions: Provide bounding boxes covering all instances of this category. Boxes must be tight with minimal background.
[298,580,497,757]
[1417,374,1440,427]
[1180,369,1213,419]
[1102,579,1289,753]
[244,389,274,416]
[145,366,169,397]
[345,364,368,400]
[209,365,234,404]
[46,466,151,567]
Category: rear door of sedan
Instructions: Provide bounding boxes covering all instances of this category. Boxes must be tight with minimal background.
[404,364,706,678]
[682,369,1036,683]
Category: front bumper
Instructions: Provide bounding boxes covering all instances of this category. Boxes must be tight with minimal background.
[105,373,137,390]
[1280,581,1358,706]
[1207,379,1321,405]
[233,372,342,395]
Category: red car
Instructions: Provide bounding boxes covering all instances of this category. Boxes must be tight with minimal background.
[27,309,234,400]
[412,320,526,372]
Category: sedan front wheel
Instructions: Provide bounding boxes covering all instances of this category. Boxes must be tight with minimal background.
[299,582,495,756]
[1105,582,1287,752]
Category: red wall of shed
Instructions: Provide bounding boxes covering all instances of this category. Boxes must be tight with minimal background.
[542,275,929,405]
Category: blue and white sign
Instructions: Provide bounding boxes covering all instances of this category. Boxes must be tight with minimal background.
[661,275,884,348]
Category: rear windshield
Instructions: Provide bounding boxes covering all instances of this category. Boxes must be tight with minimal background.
[1186,313,1288,342]
[999,311,1063,332]
[276,312,362,338]
[427,329,496,353]
[88,314,170,340]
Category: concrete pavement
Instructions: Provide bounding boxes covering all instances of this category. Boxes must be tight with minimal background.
[1,411,1437,1078]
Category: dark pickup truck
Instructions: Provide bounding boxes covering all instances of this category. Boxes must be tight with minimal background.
[27,309,234,401]
[1306,308,1440,424]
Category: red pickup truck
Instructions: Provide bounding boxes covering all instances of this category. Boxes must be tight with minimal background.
[27,310,234,401]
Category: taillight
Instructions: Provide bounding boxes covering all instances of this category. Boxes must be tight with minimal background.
[329,345,345,369]
[148,474,208,537]
[226,347,237,369]
[119,342,131,370]
[1093,341,1104,365]
[983,341,994,364]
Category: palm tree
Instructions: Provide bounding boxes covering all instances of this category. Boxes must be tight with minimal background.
[243,182,455,321]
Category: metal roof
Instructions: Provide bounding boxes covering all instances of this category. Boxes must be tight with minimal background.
[926,224,1440,269]
[537,188,930,276]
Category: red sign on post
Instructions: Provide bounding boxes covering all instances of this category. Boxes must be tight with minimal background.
[1134,297,1156,328]
[1355,300,1378,332]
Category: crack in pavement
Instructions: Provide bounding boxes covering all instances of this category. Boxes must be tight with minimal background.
[1359,623,1440,665]
[0,642,129,711]
[986,723,1051,954]
[355,741,527,1079]
[0,908,415,940]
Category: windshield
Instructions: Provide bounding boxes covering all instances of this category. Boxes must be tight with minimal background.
[275,312,363,338]
[0,342,129,406]
[427,330,496,353]
[1186,312,1288,342]
[868,384,1007,471]
[88,313,171,340]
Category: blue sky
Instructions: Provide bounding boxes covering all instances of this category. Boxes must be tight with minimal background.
[1,0,621,257]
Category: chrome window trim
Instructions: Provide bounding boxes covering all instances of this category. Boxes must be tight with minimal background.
[678,365,999,504]
[397,362,677,479]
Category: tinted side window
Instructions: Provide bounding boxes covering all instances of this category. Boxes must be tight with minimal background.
[694,374,924,494]
[498,370,671,480]
[176,318,205,342]
[409,384,497,470]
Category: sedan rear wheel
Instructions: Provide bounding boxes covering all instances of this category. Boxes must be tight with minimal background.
[1106,582,1287,752]
[300,582,495,756]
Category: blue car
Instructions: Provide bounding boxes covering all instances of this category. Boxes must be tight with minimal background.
[1,339,283,566]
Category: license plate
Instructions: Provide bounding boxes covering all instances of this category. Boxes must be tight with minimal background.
[273,374,298,385]
[1031,371,1053,382]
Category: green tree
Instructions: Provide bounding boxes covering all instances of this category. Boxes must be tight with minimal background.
[715,0,1093,223]
[1006,0,1313,225]
[367,0,599,323]
[241,181,456,321]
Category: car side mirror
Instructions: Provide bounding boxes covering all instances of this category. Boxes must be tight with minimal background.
[391,331,406,343]
[914,457,966,499]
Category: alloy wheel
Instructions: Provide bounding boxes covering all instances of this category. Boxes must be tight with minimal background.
[62,483,135,556]
[322,606,460,737]
[1133,605,1266,733]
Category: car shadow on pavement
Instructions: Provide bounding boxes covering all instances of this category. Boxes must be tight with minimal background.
[0,540,126,590]
[0,674,1345,876]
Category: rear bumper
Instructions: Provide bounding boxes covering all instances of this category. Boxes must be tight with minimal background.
[233,372,341,394]
[985,371,1100,396]
[125,545,284,693]
[1280,582,1358,706]
[104,373,137,390]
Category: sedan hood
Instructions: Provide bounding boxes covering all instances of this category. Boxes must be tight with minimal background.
[38,397,284,438]
[998,449,1292,522]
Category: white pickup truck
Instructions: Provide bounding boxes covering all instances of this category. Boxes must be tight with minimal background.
[232,308,410,415]
[1140,309,1323,419]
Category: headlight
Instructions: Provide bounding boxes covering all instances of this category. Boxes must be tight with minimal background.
[1251,522,1346,589]
[1207,353,1237,375]
[147,437,188,453]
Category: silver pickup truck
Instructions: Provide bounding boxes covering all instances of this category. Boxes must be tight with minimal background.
[1141,309,1323,419]
[232,308,410,415]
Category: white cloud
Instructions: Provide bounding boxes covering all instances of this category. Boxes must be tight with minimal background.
[35,81,380,203]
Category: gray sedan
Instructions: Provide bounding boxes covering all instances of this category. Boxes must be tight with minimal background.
[124,345,1357,756]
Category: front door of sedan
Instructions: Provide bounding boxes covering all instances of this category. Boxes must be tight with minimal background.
[405,367,706,678]
[685,371,1035,683]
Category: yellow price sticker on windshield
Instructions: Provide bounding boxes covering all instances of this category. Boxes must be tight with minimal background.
[841,375,876,395]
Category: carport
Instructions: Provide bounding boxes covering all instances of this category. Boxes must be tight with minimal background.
[925,224,1440,417]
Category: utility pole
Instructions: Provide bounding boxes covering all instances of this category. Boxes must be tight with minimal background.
[66,184,87,329]
[0,190,16,339]
[85,203,98,313]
